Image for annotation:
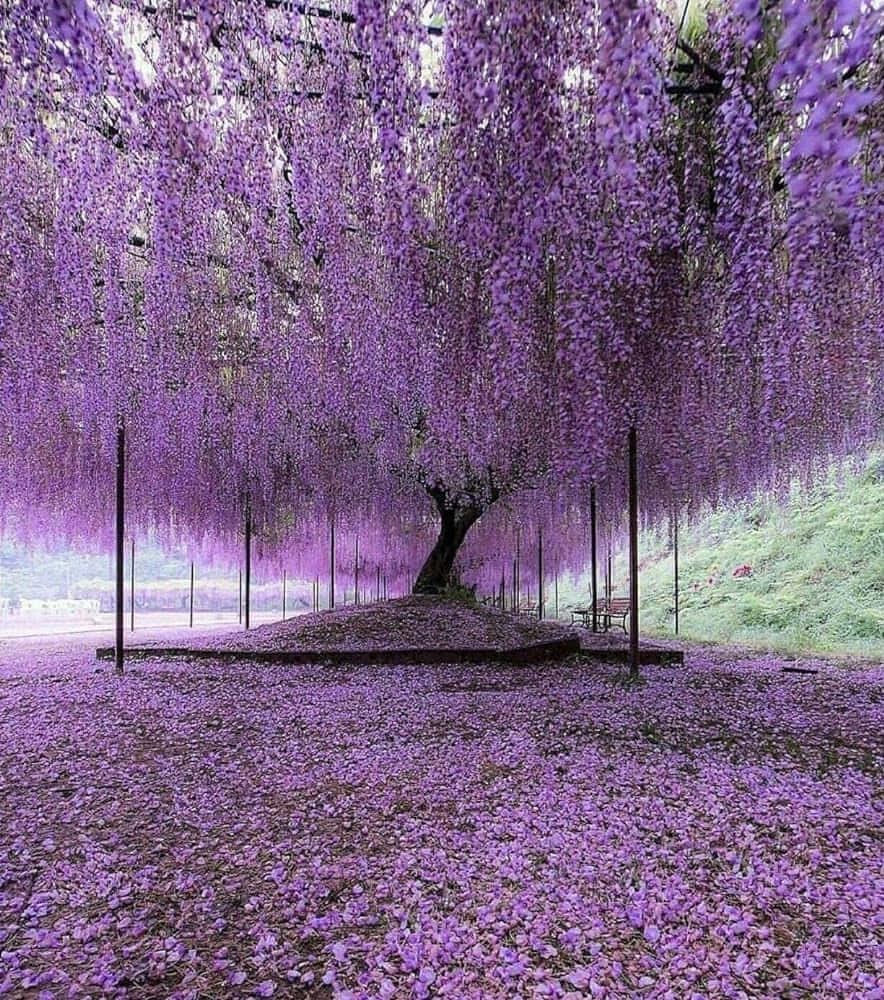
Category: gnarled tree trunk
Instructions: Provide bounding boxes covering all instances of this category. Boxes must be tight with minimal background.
[413,486,492,594]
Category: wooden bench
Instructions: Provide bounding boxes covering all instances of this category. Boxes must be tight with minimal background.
[570,599,631,632]
[601,597,631,633]
[570,606,593,627]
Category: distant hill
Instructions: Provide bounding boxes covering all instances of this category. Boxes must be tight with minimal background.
[631,453,884,657]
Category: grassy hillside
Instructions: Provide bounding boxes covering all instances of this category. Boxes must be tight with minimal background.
[627,453,884,657]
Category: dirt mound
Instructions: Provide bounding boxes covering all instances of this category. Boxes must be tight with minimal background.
[213,596,573,651]
[125,596,576,654]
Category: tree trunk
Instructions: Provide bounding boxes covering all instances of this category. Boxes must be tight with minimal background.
[413,500,482,594]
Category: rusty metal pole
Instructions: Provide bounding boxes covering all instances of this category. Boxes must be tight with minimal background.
[628,426,640,679]
[114,424,125,675]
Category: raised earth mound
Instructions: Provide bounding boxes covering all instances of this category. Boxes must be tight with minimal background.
[99,596,585,664]
[218,596,573,651]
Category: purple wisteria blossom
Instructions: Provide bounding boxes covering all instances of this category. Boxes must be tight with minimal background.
[0,1,880,583]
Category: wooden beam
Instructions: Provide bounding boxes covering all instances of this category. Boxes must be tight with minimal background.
[665,82,722,96]
[675,38,724,83]
[141,3,443,37]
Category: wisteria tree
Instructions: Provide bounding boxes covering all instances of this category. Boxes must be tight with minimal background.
[0,0,881,593]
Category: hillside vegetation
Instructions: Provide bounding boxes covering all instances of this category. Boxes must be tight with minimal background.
[629,453,884,657]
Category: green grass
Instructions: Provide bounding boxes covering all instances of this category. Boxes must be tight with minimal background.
[629,453,884,658]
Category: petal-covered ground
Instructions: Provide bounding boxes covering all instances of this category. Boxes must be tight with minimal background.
[0,639,881,999]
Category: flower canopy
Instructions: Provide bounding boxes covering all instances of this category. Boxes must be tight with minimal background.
[0,0,881,587]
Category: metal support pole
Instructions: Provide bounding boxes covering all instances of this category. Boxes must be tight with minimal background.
[628,426,640,678]
[282,569,286,620]
[329,516,335,610]
[554,568,558,619]
[590,485,598,632]
[130,538,135,632]
[114,424,125,676]
[244,507,252,630]
[673,510,680,635]
[189,561,194,627]
[537,528,544,620]
[354,537,359,607]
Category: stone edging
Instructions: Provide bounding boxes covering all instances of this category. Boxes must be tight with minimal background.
[95,635,583,666]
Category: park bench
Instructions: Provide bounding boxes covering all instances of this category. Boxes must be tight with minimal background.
[569,598,631,633]
[600,597,631,633]
[570,606,593,627]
